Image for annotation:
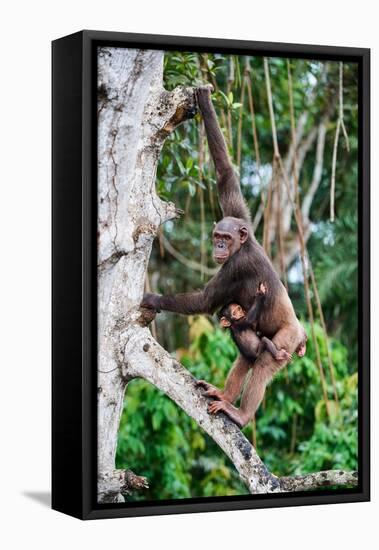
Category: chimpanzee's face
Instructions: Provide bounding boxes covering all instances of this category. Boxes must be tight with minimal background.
[213,217,248,264]
[219,303,246,328]
[228,304,245,321]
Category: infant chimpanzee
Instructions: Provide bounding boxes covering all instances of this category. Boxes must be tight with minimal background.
[218,283,306,363]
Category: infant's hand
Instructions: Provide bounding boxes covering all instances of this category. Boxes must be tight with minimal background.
[257,282,267,295]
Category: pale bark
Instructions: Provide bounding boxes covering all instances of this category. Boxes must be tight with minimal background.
[279,470,358,492]
[302,121,328,223]
[97,46,196,502]
[97,47,357,503]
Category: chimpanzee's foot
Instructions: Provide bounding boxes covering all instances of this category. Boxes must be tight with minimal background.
[208,400,227,414]
[196,380,224,400]
[275,349,292,362]
[196,379,213,391]
[207,400,246,428]
[205,388,224,400]
[196,379,209,388]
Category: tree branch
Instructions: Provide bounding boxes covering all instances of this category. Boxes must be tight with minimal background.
[302,121,328,223]
[279,470,358,492]
[98,469,150,502]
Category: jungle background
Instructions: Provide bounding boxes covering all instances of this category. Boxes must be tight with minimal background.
[116,52,359,500]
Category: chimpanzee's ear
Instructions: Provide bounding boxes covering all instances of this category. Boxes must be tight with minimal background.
[239,226,248,243]
[219,317,231,328]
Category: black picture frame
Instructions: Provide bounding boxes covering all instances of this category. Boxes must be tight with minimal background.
[52,30,370,520]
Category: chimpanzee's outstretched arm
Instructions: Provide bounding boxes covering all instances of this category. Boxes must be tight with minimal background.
[197,86,251,222]
[141,271,228,315]
[144,291,210,315]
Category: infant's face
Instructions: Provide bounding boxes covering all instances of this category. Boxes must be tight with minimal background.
[229,304,245,321]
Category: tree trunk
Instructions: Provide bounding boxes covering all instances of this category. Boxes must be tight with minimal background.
[97,47,195,502]
[97,47,357,503]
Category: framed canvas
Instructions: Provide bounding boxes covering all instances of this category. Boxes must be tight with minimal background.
[52,30,370,520]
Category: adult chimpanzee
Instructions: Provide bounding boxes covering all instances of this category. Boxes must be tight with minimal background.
[141,85,306,428]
